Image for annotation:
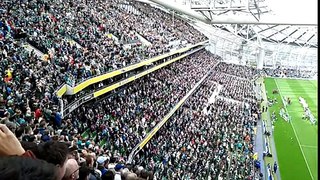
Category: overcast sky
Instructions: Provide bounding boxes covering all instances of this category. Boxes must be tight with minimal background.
[267,0,317,23]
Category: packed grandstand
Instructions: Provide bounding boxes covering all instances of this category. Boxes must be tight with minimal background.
[0,0,317,180]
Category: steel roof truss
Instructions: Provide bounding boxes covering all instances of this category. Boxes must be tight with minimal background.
[266,26,291,39]
[258,25,278,33]
[280,28,300,43]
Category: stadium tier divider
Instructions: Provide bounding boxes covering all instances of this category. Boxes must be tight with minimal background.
[60,46,206,118]
[55,40,208,97]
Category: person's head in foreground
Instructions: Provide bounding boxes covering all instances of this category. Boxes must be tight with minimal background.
[34,141,70,180]
[0,156,59,180]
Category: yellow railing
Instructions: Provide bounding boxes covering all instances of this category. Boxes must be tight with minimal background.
[55,40,208,97]
[56,84,68,97]
[93,46,205,98]
[61,46,206,118]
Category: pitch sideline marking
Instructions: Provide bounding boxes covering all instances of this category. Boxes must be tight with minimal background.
[275,79,314,180]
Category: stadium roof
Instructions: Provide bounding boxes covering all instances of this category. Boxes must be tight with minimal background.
[145,0,318,48]
[135,0,317,69]
[211,24,317,48]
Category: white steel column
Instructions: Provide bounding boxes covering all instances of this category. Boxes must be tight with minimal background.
[257,48,265,69]
[208,38,217,54]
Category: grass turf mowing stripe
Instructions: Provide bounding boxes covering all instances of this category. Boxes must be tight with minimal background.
[301,145,318,149]
[309,80,318,89]
[290,80,318,119]
[284,79,318,179]
[278,80,318,153]
[265,78,313,180]
[279,79,318,119]
[275,79,315,180]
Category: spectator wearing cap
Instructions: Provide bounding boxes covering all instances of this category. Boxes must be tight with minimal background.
[114,164,125,180]
[97,156,109,177]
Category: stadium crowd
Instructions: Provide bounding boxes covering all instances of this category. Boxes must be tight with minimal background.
[0,47,264,180]
[65,50,219,162]
[262,67,316,79]
[215,62,259,80]
[1,0,206,87]
[133,71,259,179]
[210,71,257,102]
[0,43,219,180]
[1,0,312,179]
[0,123,155,180]
[0,0,212,179]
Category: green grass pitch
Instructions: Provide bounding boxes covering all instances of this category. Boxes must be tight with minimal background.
[264,78,318,180]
